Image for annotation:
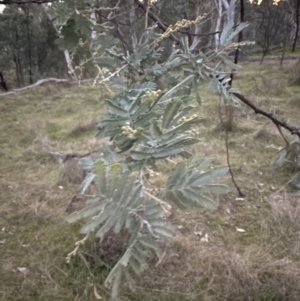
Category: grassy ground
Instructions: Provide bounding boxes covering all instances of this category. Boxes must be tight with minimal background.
[0,60,300,301]
[267,45,300,56]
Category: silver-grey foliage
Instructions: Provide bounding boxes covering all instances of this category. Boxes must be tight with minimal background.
[48,3,249,299]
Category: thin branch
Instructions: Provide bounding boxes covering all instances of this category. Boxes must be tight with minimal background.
[95,64,128,85]
[178,29,222,37]
[49,149,99,163]
[106,0,132,53]
[105,49,145,74]
[133,0,167,31]
[276,124,290,147]
[224,125,245,197]
[133,0,182,46]
[143,190,172,214]
[218,99,245,197]
[232,92,300,138]
[275,171,300,193]
[65,194,79,213]
[139,167,145,197]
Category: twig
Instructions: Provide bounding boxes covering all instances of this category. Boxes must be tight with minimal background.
[133,0,182,46]
[276,124,290,147]
[94,64,128,85]
[143,190,172,214]
[224,123,245,197]
[104,49,145,75]
[49,149,99,163]
[65,194,78,213]
[66,234,89,264]
[166,158,177,164]
[275,171,300,193]
[139,167,145,197]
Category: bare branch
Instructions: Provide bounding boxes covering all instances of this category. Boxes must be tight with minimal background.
[218,99,245,197]
[233,92,300,138]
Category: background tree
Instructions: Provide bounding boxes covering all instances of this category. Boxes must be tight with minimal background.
[291,0,300,51]
[1,0,299,89]
[0,4,66,87]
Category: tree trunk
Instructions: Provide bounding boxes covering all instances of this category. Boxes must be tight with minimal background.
[129,0,138,52]
[238,0,244,42]
[25,5,33,84]
[229,0,244,86]
[280,28,288,67]
[292,0,300,51]
[63,50,78,81]
[13,53,20,87]
[221,0,235,25]
[42,4,78,82]
[214,0,223,49]
[18,57,24,86]
[15,28,24,86]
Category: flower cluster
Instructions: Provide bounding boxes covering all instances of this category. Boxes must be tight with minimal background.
[155,15,206,44]
[139,0,158,4]
[178,114,198,124]
[143,89,162,99]
[121,122,137,139]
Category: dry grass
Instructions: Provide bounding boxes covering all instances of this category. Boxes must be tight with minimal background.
[69,119,97,137]
[127,59,300,300]
[1,59,300,301]
[125,195,300,301]
[285,58,300,85]
[0,83,112,301]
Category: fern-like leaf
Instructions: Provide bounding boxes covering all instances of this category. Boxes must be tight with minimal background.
[166,156,229,209]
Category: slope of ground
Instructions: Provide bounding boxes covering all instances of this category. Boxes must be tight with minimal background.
[0,60,300,301]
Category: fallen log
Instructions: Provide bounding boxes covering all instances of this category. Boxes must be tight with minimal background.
[236,55,300,62]
[0,77,93,98]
